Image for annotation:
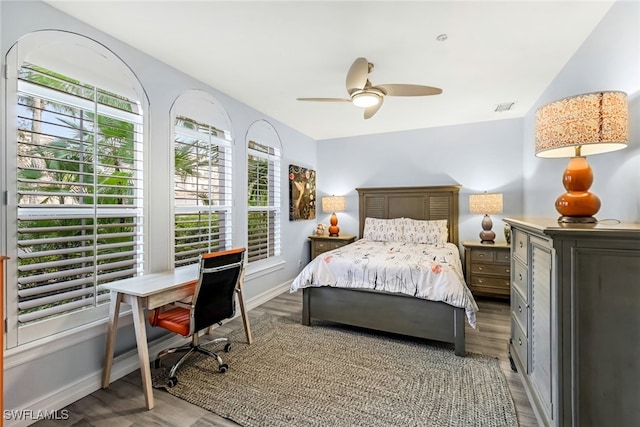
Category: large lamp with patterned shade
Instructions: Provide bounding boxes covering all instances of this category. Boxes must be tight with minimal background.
[535,91,628,223]
[322,196,346,236]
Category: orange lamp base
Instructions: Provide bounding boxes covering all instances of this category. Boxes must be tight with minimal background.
[555,156,600,223]
[328,213,340,236]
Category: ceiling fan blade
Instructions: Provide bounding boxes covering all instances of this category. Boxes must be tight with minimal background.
[375,84,442,97]
[346,57,369,94]
[364,97,384,120]
[296,97,350,102]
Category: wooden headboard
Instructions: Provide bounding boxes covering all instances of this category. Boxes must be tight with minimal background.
[356,185,461,244]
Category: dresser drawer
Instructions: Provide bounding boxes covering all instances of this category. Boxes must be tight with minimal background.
[513,229,529,264]
[512,260,528,299]
[511,287,528,335]
[471,263,510,276]
[511,317,528,372]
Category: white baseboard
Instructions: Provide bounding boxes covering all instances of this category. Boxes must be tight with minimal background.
[3,281,293,427]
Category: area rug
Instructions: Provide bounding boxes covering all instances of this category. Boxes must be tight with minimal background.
[153,314,518,427]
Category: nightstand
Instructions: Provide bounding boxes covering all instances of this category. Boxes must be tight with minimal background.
[462,241,511,299]
[308,234,356,260]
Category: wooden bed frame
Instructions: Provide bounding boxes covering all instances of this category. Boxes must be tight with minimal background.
[301,185,467,356]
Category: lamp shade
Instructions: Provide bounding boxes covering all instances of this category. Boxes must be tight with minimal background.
[535,91,628,158]
[469,193,503,215]
[322,196,346,213]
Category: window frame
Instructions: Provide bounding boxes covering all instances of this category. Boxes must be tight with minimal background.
[171,91,234,267]
[245,120,283,267]
[3,31,149,348]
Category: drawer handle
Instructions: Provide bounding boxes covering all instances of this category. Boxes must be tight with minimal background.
[518,305,522,313]
[519,241,523,248]
[478,266,483,271]
[479,253,485,257]
[518,338,522,346]
[518,273,523,281]
[506,268,510,273]
[478,279,483,284]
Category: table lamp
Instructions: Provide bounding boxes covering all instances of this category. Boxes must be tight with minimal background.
[322,196,346,237]
[535,91,628,223]
[469,192,503,244]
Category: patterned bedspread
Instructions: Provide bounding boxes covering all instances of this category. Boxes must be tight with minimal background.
[290,239,478,327]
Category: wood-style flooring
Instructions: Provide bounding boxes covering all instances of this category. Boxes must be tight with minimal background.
[34,291,537,427]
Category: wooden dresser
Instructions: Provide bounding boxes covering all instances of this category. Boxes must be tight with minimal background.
[462,241,510,298]
[308,234,356,260]
[504,217,640,427]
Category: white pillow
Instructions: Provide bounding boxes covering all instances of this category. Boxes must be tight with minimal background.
[401,218,448,244]
[362,217,404,242]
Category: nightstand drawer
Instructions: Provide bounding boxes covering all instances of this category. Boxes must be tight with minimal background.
[495,250,511,264]
[308,234,356,261]
[471,276,510,290]
[511,287,528,335]
[315,240,350,252]
[471,248,496,262]
[329,241,349,250]
[314,241,330,251]
[471,263,510,276]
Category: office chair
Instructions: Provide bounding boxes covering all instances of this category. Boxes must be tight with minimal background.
[149,248,246,387]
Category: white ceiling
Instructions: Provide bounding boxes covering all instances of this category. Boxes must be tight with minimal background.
[43,0,615,141]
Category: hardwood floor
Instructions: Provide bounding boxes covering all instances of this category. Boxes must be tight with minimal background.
[34,291,537,427]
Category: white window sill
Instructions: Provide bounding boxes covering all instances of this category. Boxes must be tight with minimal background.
[245,258,285,280]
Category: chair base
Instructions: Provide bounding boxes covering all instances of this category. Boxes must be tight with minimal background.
[154,335,231,387]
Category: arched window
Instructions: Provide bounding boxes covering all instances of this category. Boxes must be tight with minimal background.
[246,120,282,263]
[171,91,233,267]
[3,31,147,346]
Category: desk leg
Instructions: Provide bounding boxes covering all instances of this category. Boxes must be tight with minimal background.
[129,295,155,410]
[236,287,252,344]
[102,291,122,388]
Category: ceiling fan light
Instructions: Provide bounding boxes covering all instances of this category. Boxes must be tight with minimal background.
[352,92,380,108]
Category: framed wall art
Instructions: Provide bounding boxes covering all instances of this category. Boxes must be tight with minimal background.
[289,164,316,221]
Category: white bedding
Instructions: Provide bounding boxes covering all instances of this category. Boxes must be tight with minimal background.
[290,239,478,328]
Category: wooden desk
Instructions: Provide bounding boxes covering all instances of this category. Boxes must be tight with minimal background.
[101,264,252,410]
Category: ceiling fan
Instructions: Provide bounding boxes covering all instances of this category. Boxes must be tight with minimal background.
[296,57,443,119]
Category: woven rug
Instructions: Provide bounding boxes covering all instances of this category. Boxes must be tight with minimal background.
[153,314,518,427]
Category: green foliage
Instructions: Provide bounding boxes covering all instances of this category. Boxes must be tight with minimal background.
[16,64,141,321]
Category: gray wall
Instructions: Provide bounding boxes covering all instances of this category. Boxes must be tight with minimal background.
[317,119,524,246]
[522,1,640,221]
[0,0,316,416]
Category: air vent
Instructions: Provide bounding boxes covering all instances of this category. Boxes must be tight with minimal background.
[495,102,515,112]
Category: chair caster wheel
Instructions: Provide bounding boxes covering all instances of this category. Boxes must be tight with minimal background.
[154,358,162,369]
[224,343,232,352]
[219,364,228,373]
[167,376,178,388]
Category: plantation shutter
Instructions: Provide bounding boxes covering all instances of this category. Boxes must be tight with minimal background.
[247,140,281,262]
[15,64,144,333]
[174,116,233,267]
